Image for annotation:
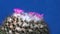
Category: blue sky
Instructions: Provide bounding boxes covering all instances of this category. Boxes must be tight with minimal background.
[0,0,60,34]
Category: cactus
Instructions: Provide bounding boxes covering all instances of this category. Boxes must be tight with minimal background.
[0,8,49,34]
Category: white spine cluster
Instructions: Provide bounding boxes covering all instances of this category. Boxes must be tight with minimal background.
[13,12,43,23]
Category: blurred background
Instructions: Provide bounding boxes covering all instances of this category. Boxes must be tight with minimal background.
[0,0,60,34]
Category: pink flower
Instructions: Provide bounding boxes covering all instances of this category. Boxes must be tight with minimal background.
[29,12,35,16]
[35,13,44,18]
[13,8,24,14]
